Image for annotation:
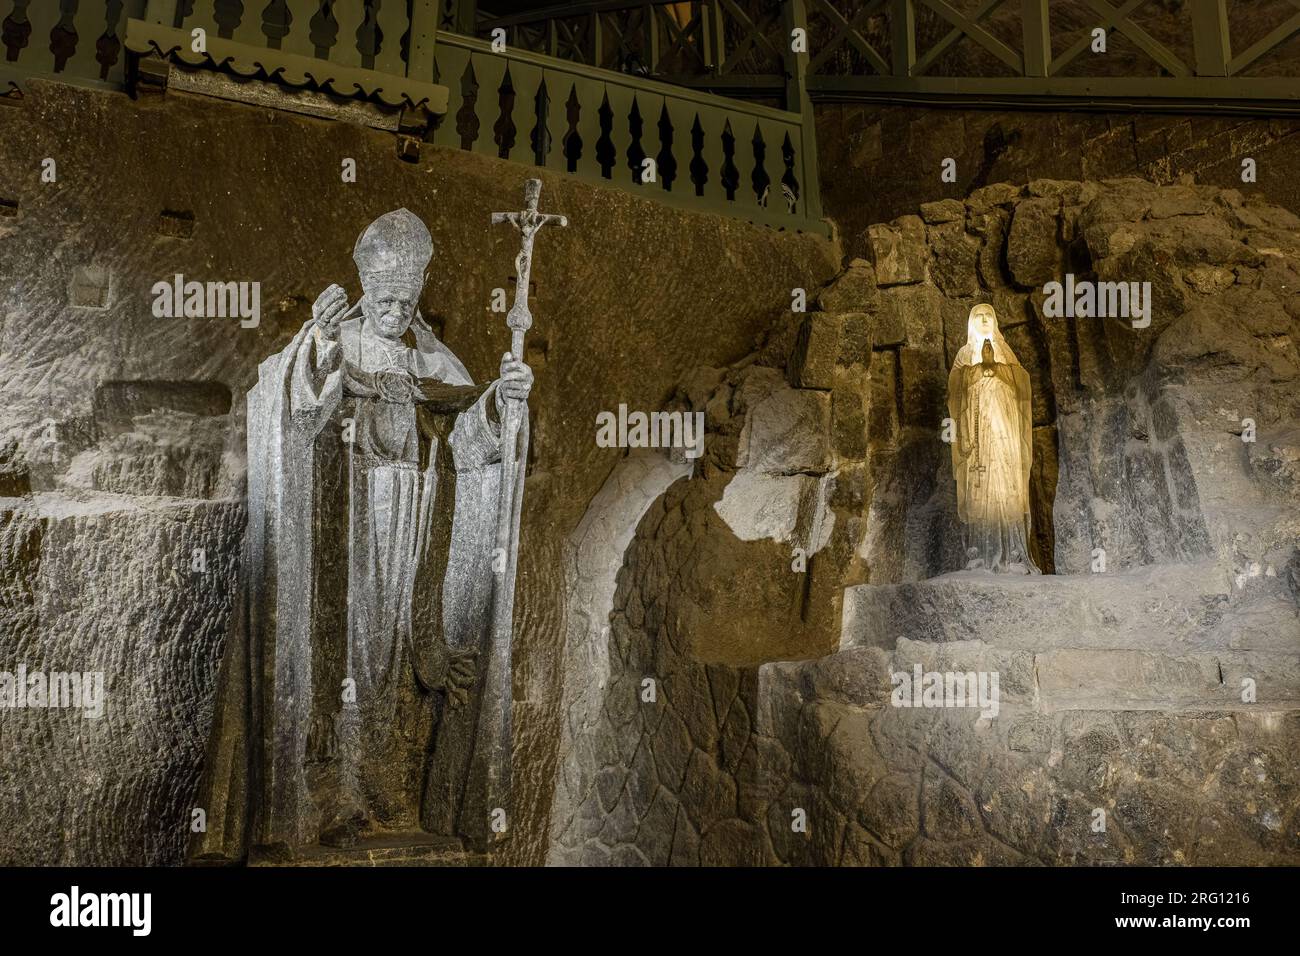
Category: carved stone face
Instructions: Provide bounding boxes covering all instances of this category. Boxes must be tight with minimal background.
[973,305,995,344]
[362,284,420,340]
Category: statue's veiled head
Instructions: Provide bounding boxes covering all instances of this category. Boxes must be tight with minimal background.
[968,303,998,347]
[353,209,433,340]
[961,303,1020,367]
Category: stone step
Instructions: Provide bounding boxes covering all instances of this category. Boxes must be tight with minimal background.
[833,562,1300,713]
[841,561,1296,653]
[249,832,488,867]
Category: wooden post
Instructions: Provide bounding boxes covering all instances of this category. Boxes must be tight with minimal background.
[407,0,439,82]
[1191,0,1230,76]
[782,0,822,221]
[591,9,603,66]
[646,3,660,73]
[1022,0,1050,78]
[708,1,726,75]
[891,0,915,77]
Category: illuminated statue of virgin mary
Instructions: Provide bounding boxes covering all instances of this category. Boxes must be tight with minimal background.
[947,304,1040,574]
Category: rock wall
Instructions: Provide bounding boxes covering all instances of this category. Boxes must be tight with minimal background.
[817,107,1300,257]
[0,495,243,865]
[548,177,1300,865]
[0,80,836,865]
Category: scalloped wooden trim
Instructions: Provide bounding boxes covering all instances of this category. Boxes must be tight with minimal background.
[124,19,448,113]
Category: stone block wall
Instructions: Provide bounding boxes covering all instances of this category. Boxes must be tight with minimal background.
[817,105,1300,260]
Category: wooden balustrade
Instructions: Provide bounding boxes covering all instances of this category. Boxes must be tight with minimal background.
[0,1,824,233]
[430,30,818,230]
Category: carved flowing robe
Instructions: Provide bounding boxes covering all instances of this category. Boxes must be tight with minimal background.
[192,314,506,859]
[947,309,1039,573]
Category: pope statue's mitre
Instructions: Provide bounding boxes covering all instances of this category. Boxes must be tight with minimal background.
[352,208,433,294]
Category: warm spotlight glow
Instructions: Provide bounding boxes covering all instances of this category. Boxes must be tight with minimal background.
[947,304,1040,573]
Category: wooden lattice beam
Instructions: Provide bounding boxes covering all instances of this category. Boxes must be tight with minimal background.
[913,0,1013,76]
[1051,0,1189,77]
[719,0,784,75]
[915,0,1022,74]
[655,5,708,72]
[1227,5,1300,76]
[807,0,889,77]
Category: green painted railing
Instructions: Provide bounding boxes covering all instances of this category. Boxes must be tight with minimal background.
[0,0,826,233]
[430,29,820,230]
[0,0,144,90]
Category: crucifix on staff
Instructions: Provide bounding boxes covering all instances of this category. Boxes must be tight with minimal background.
[469,178,568,828]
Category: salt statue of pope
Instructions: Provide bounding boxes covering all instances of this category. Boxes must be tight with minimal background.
[946,303,1040,574]
[191,209,532,859]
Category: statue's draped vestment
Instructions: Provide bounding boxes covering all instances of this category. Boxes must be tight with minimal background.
[191,314,505,858]
[947,311,1039,574]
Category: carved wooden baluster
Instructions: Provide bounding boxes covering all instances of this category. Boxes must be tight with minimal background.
[688,112,707,196]
[492,63,517,160]
[210,0,242,40]
[454,57,480,150]
[469,48,507,158]
[280,0,320,59]
[46,0,74,73]
[696,104,729,207]
[25,0,60,74]
[625,94,645,184]
[638,91,666,188]
[749,120,771,213]
[354,0,378,67]
[229,0,266,46]
[719,117,739,202]
[261,0,290,50]
[563,77,595,180]
[503,56,544,165]
[655,101,676,192]
[530,76,548,166]
[780,130,800,216]
[558,80,582,173]
[332,0,367,68]
[372,0,406,76]
[592,89,615,178]
[429,39,470,148]
[602,81,634,183]
[793,119,819,221]
[95,0,131,82]
[307,0,338,58]
[1,1,32,72]
[665,98,698,194]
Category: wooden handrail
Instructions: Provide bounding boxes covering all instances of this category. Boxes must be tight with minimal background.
[479,0,689,31]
